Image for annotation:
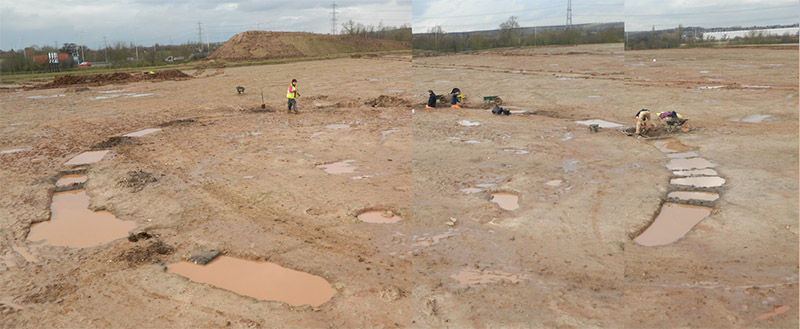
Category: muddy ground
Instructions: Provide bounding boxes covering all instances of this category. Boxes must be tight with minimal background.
[0,44,797,328]
[411,43,797,328]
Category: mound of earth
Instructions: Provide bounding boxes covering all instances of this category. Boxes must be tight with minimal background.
[30,70,191,89]
[365,95,411,107]
[208,31,410,61]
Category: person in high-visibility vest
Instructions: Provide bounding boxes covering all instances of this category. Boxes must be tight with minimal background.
[287,79,300,114]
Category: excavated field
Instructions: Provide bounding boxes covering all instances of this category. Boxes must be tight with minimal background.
[0,43,797,328]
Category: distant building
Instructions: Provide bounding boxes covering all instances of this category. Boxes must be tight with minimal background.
[704,27,799,40]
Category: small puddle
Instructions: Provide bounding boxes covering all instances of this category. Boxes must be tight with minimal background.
[666,157,716,171]
[27,94,65,99]
[731,114,772,123]
[27,190,137,248]
[317,160,358,174]
[667,191,720,202]
[56,174,88,186]
[167,256,336,307]
[325,124,350,130]
[458,120,481,127]
[666,151,699,159]
[651,139,691,153]
[633,203,712,247]
[413,229,459,247]
[670,176,726,188]
[380,129,399,142]
[460,187,482,194]
[0,147,31,154]
[450,269,525,285]
[672,168,718,177]
[574,119,623,129]
[310,132,325,138]
[756,305,790,320]
[124,128,162,137]
[357,211,402,223]
[545,180,563,187]
[491,193,519,211]
[64,150,109,166]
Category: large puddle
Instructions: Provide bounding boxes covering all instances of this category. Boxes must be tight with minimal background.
[56,174,88,187]
[670,176,726,188]
[317,160,358,174]
[634,203,712,247]
[667,191,720,202]
[167,256,335,307]
[64,150,109,166]
[491,193,519,211]
[666,157,716,170]
[124,128,162,137]
[450,269,526,285]
[731,114,772,123]
[357,211,402,223]
[27,190,137,248]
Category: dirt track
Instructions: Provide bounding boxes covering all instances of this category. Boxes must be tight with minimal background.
[0,44,797,328]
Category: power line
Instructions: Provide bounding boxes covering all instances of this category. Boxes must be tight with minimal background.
[625,4,798,17]
[330,2,338,34]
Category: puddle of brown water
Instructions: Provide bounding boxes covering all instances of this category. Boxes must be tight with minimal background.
[123,128,162,137]
[672,168,718,177]
[652,139,692,153]
[64,150,109,166]
[666,157,716,171]
[491,193,519,211]
[633,203,712,247]
[167,256,335,307]
[667,191,720,202]
[27,190,137,248]
[56,174,88,187]
[317,160,358,174]
[357,211,402,223]
[460,187,482,194]
[450,269,525,285]
[666,151,699,159]
[670,176,726,188]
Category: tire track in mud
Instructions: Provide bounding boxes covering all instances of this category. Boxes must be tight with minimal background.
[633,138,726,247]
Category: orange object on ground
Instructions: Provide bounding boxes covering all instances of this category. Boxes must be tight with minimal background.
[451,105,461,109]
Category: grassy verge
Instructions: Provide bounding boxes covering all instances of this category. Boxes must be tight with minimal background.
[1,49,410,86]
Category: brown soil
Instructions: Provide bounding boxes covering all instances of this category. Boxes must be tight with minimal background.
[365,95,411,107]
[29,70,191,90]
[208,31,410,61]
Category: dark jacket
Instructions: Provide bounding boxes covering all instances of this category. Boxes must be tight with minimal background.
[427,93,437,107]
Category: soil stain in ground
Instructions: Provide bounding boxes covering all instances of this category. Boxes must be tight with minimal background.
[166,256,336,307]
[450,269,526,285]
[634,203,712,247]
[317,160,358,174]
[64,150,109,166]
[491,193,519,211]
[27,190,137,248]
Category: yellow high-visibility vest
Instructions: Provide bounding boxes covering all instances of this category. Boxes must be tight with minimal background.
[287,85,296,99]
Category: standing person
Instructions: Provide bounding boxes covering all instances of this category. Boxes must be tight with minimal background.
[635,108,650,135]
[426,90,437,109]
[287,79,300,114]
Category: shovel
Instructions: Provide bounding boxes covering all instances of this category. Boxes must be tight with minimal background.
[260,89,265,109]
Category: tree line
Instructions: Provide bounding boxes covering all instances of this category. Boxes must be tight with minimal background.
[625,25,799,50]
[339,21,411,43]
[413,17,623,53]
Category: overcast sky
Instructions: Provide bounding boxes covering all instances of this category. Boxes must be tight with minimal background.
[625,0,799,31]
[1,1,797,50]
[412,0,624,33]
[0,0,411,50]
